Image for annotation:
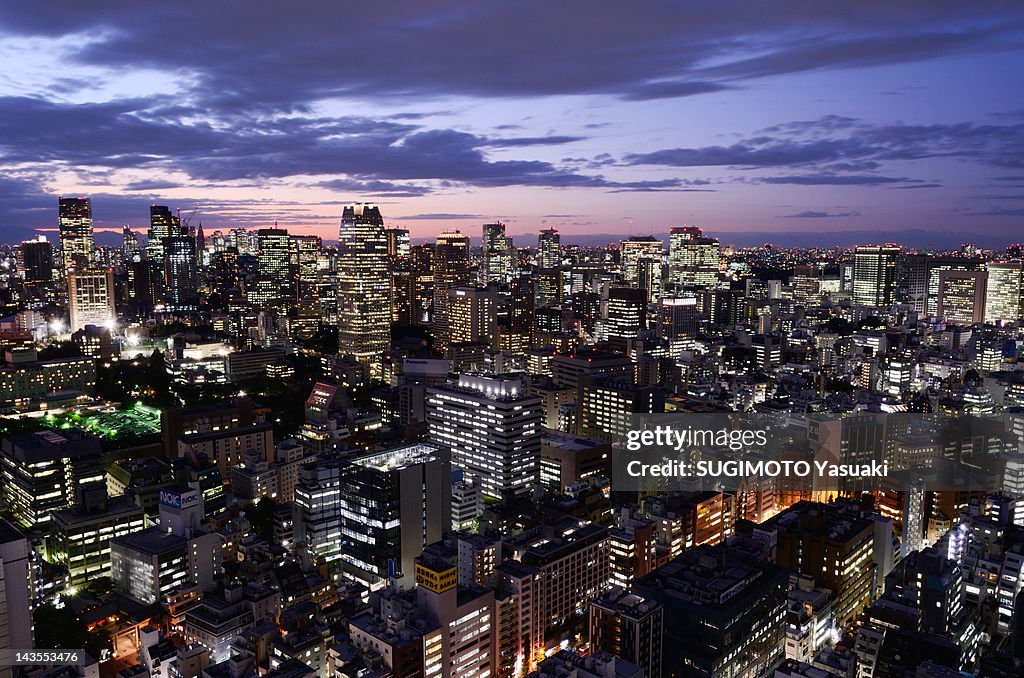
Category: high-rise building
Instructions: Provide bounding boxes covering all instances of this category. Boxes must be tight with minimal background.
[426,374,541,499]
[164,220,199,313]
[589,588,664,678]
[602,286,646,340]
[985,261,1024,325]
[293,443,450,589]
[291,234,322,299]
[668,226,719,290]
[255,227,294,304]
[68,267,116,331]
[432,230,472,351]
[147,205,175,264]
[619,235,663,287]
[658,296,699,339]
[415,547,497,677]
[19,235,54,294]
[853,245,901,308]
[0,519,33,676]
[110,487,221,604]
[482,222,511,284]
[765,501,877,627]
[634,543,787,678]
[51,490,147,587]
[937,270,987,325]
[122,225,140,263]
[385,227,411,263]
[0,430,105,527]
[447,285,498,349]
[337,204,391,375]
[58,197,93,277]
[538,227,561,268]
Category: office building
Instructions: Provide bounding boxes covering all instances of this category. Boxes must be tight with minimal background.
[337,204,391,375]
[579,380,664,442]
[58,196,93,276]
[415,546,497,678]
[551,350,633,392]
[634,543,787,678]
[19,235,54,293]
[293,443,450,589]
[985,261,1024,325]
[110,486,221,604]
[668,226,719,290]
[164,221,200,313]
[177,421,274,482]
[447,285,498,350]
[432,230,472,351]
[482,222,512,284]
[0,349,96,411]
[68,267,116,331]
[538,227,561,268]
[589,588,663,678]
[937,270,987,325]
[0,520,33,676]
[602,286,646,340]
[50,490,147,587]
[619,236,663,288]
[426,374,542,499]
[765,501,877,626]
[853,245,900,307]
[0,430,104,527]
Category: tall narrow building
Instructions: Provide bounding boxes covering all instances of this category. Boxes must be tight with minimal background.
[481,222,511,284]
[337,204,391,376]
[538,227,561,268]
[432,230,472,352]
[164,218,199,313]
[0,519,34,676]
[853,245,901,308]
[58,197,94,277]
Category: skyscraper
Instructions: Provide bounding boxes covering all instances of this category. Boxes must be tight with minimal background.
[337,204,391,375]
[985,261,1024,325]
[447,285,498,349]
[426,374,541,499]
[58,196,93,277]
[19,235,54,294]
[538,227,561,268]
[432,230,472,351]
[853,245,901,308]
[252,227,294,307]
[291,234,322,300]
[937,270,987,325]
[668,226,720,290]
[164,219,199,313]
[481,222,511,284]
[620,235,664,287]
[292,443,450,589]
[68,267,116,330]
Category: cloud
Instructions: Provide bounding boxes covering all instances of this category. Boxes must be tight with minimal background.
[1,2,1021,109]
[781,210,863,218]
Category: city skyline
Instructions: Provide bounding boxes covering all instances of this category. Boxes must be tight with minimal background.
[1,2,1023,243]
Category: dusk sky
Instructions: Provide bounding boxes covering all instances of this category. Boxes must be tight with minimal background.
[1,2,1023,245]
